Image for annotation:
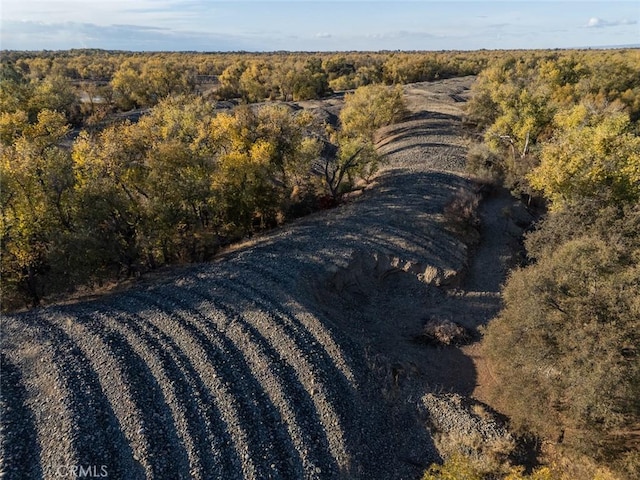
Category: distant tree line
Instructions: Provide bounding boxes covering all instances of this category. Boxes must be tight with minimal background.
[1,49,488,118]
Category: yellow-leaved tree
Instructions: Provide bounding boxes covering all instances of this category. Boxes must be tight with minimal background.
[324,84,407,199]
[1,110,74,307]
[528,102,640,209]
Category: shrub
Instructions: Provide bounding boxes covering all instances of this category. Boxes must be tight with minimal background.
[528,105,640,210]
[422,453,483,480]
[466,143,504,185]
[422,453,555,480]
[323,84,408,199]
[483,234,640,471]
[339,84,407,138]
[443,188,481,244]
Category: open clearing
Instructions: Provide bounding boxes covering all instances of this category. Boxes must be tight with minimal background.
[1,76,529,479]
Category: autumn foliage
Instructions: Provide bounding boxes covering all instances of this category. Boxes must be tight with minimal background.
[1,51,416,309]
[468,49,640,479]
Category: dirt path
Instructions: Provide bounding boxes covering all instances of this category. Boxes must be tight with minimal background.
[458,188,532,403]
[1,76,528,479]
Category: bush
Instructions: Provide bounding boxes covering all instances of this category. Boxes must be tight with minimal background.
[443,188,481,244]
[466,143,504,185]
[322,84,408,199]
[339,84,407,138]
[528,105,640,210]
[422,453,483,480]
[422,453,555,480]
[483,232,640,473]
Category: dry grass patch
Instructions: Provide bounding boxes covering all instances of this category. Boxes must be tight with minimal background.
[443,188,482,245]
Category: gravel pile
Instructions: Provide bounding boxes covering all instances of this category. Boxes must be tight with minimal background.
[0,76,513,480]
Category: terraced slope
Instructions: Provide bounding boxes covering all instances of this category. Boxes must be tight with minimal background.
[1,76,507,479]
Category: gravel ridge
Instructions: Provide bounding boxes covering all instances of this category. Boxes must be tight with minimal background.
[0,76,519,479]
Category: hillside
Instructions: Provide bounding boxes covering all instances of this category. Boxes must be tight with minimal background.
[0,76,528,479]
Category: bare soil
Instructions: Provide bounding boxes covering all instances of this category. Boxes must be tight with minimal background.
[1,76,530,479]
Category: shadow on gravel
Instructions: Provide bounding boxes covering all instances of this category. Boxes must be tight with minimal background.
[382,142,465,158]
[25,313,147,479]
[378,125,462,149]
[380,125,461,142]
[0,354,43,480]
[403,111,461,122]
[0,96,492,478]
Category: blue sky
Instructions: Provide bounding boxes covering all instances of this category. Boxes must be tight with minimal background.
[1,1,638,51]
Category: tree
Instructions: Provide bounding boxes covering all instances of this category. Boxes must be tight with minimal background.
[421,453,555,480]
[323,135,378,199]
[111,58,195,109]
[209,104,322,229]
[339,84,407,138]
[483,227,640,472]
[1,110,75,306]
[323,84,407,199]
[28,74,80,123]
[110,60,141,110]
[217,60,247,99]
[291,58,330,101]
[0,63,33,115]
[528,104,640,209]
[238,61,272,102]
[133,95,218,262]
[71,121,148,275]
[0,110,29,146]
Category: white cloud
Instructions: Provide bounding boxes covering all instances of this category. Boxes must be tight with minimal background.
[316,32,332,38]
[1,1,206,27]
[0,20,253,51]
[366,30,439,40]
[585,17,638,28]
[586,17,604,28]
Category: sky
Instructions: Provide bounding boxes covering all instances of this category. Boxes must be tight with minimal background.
[1,1,639,51]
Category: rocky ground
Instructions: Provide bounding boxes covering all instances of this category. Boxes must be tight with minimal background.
[1,76,531,479]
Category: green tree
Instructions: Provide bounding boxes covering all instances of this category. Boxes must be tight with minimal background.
[291,58,330,101]
[238,61,272,102]
[110,60,141,110]
[111,58,195,109]
[339,84,407,138]
[421,453,557,480]
[0,62,34,114]
[422,453,483,480]
[0,110,29,146]
[209,104,321,228]
[133,95,218,262]
[71,121,148,275]
[217,60,247,99]
[28,74,79,123]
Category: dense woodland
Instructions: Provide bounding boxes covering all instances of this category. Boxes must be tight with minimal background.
[1,48,639,479]
[462,49,639,480]
[1,50,427,308]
